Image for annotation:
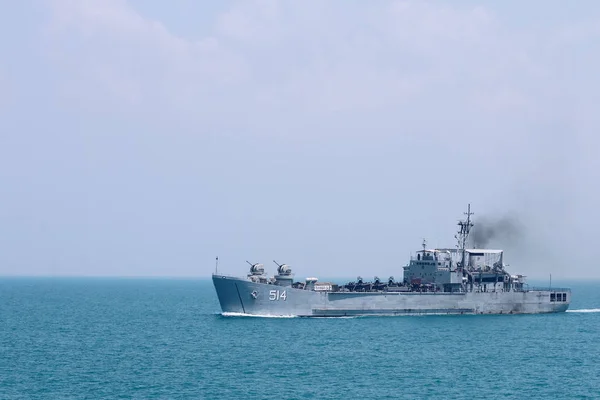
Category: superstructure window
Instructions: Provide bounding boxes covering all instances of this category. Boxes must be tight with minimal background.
[551,292,567,302]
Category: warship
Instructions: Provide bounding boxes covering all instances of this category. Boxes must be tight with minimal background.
[212,205,571,316]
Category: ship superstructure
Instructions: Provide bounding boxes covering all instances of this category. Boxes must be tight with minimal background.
[212,205,571,316]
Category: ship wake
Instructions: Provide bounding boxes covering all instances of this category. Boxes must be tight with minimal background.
[566,308,600,313]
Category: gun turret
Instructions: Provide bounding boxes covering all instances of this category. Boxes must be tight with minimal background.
[273,260,292,275]
[246,260,265,276]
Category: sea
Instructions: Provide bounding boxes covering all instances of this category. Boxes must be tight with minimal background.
[1,277,599,399]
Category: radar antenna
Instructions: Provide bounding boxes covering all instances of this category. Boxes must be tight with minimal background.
[457,204,474,270]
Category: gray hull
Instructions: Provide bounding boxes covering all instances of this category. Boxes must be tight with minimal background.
[212,274,570,317]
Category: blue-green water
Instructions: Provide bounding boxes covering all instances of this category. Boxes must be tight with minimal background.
[1,278,599,399]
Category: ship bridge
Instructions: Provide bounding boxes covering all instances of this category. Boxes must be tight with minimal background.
[435,248,504,272]
[402,241,462,292]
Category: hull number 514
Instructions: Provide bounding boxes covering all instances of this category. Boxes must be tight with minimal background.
[269,290,287,301]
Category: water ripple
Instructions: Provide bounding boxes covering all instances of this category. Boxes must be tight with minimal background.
[1,278,599,399]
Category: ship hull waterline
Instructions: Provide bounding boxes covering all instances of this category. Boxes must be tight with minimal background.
[212,274,570,317]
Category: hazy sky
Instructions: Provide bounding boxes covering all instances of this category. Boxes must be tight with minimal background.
[1,0,599,279]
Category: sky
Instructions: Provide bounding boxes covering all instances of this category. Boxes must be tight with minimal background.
[1,0,599,280]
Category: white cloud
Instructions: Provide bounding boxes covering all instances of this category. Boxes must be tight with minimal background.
[44,0,247,113]
[43,0,556,118]
[40,0,600,201]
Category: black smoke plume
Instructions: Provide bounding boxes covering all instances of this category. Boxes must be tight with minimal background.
[470,215,524,248]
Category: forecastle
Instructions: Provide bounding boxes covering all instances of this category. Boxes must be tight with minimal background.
[212,205,571,316]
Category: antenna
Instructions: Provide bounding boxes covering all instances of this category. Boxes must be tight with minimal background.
[457,203,474,270]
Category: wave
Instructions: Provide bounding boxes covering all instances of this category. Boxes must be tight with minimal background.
[218,309,600,317]
[218,312,358,319]
[219,312,297,318]
[218,312,448,319]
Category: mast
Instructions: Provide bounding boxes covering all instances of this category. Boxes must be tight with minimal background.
[457,204,474,270]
